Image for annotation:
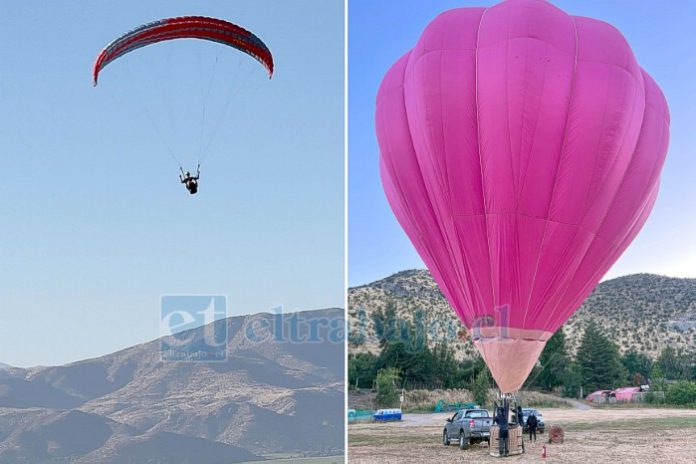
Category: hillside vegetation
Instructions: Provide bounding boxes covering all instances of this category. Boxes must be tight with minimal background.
[349,271,696,359]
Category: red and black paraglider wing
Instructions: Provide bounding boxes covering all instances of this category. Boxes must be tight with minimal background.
[92,16,273,85]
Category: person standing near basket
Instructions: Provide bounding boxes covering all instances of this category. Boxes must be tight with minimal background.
[527,412,538,443]
[494,406,509,456]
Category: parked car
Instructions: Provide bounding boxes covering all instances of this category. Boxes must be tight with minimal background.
[373,408,401,422]
[443,408,493,449]
[520,408,545,433]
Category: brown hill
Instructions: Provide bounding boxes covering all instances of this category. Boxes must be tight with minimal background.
[0,308,344,463]
[349,271,696,359]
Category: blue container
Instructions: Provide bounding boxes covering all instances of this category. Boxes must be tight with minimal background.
[373,408,402,422]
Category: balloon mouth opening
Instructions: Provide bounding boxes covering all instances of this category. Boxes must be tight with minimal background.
[471,328,554,393]
[469,326,554,342]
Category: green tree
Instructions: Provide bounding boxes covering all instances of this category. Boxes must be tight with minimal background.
[535,326,571,391]
[576,322,626,392]
[430,343,468,389]
[650,364,667,392]
[657,347,694,381]
[621,350,652,384]
[562,362,583,398]
[631,372,646,387]
[470,364,492,408]
[372,299,399,347]
[665,381,696,405]
[348,352,378,389]
[374,312,449,389]
[656,346,680,380]
[375,367,401,407]
[376,341,408,372]
[377,338,438,389]
[348,306,367,346]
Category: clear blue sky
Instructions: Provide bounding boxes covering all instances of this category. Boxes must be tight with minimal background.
[349,0,696,286]
[0,0,344,367]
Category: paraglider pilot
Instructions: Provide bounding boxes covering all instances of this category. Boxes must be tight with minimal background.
[180,165,200,195]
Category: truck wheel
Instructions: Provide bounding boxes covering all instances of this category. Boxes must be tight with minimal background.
[443,430,450,446]
[459,431,469,450]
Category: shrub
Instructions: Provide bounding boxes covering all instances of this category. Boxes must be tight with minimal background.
[665,381,696,405]
[375,367,401,407]
[645,391,664,405]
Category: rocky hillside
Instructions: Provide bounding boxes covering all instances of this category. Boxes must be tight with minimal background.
[0,308,344,463]
[348,271,696,360]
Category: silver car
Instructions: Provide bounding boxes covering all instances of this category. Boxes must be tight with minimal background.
[443,408,493,450]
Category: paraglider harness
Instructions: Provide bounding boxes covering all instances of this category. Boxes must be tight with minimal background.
[179,165,200,194]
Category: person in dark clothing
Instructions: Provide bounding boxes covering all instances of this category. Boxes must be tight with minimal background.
[527,412,538,442]
[179,165,200,194]
[494,406,509,456]
[516,405,523,425]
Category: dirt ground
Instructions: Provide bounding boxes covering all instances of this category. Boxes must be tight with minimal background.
[348,408,696,463]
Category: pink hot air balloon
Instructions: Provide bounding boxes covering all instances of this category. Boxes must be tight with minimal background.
[377,0,669,393]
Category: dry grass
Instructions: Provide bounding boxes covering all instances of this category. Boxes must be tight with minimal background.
[350,389,575,412]
[348,408,696,463]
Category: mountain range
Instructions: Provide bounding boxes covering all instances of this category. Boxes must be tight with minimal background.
[0,308,344,463]
[348,271,696,359]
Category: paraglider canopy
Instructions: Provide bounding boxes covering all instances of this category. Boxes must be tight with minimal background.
[91,16,274,191]
[92,16,274,86]
[377,0,669,393]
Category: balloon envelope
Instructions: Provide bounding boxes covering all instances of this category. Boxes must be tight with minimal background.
[377,0,669,393]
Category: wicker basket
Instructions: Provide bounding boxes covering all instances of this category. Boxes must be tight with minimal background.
[489,424,524,457]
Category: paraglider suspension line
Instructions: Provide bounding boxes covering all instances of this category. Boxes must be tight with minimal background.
[200,59,260,165]
[198,54,220,164]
